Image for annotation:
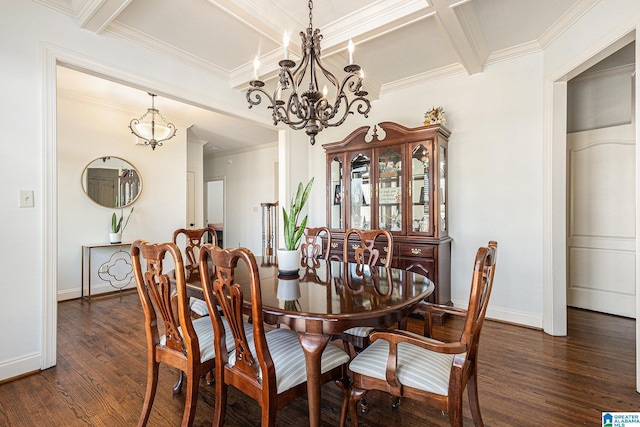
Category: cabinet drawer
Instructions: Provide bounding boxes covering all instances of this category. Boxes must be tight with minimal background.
[328,239,343,253]
[398,244,434,259]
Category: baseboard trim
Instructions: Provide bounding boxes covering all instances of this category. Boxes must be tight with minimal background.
[452,299,543,329]
[57,284,136,301]
[0,352,41,382]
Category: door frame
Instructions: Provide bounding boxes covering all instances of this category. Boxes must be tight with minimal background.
[543,31,638,390]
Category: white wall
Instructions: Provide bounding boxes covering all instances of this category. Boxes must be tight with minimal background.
[305,53,545,327]
[204,143,278,253]
[57,93,188,300]
[0,0,268,381]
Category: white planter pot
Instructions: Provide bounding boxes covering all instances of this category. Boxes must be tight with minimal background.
[109,232,122,244]
[277,248,301,275]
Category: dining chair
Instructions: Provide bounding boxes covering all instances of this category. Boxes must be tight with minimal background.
[173,227,218,317]
[131,239,216,427]
[339,228,394,354]
[300,226,331,262]
[343,228,393,271]
[341,241,498,427]
[199,244,351,427]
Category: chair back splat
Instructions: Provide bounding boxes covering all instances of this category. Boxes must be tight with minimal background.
[199,245,350,427]
[300,226,331,261]
[173,227,218,268]
[338,228,395,354]
[132,240,216,427]
[344,228,394,270]
[173,227,218,319]
[342,241,498,427]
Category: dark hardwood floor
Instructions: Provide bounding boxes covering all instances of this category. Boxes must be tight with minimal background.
[0,293,637,426]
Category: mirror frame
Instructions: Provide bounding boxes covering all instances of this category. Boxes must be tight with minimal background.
[81,156,143,208]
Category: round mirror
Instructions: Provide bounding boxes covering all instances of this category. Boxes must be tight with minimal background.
[81,156,142,208]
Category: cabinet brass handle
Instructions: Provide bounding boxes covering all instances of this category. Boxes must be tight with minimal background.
[410,248,422,255]
[331,243,338,249]
[352,244,360,250]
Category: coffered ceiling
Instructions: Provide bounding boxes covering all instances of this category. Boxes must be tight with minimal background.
[38,0,599,154]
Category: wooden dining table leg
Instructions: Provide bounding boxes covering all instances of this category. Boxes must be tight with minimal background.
[297,332,330,427]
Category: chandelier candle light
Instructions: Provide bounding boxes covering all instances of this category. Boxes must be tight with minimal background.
[246,0,371,145]
[129,93,177,150]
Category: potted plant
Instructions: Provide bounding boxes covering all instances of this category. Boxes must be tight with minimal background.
[110,207,134,244]
[278,178,314,274]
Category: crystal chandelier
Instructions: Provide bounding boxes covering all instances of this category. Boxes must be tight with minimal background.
[246,0,371,145]
[129,93,177,150]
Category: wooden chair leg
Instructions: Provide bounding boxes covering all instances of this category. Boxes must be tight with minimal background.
[348,387,367,426]
[138,360,159,427]
[212,381,228,427]
[390,395,401,408]
[447,392,464,427]
[173,371,185,395]
[336,376,351,427]
[182,371,199,427]
[467,367,484,426]
[397,317,407,331]
[205,370,214,386]
[262,398,277,427]
[423,311,433,337]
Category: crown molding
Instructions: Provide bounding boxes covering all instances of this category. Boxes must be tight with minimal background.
[204,140,278,159]
[537,0,600,49]
[105,21,231,82]
[380,63,466,94]
[31,0,74,16]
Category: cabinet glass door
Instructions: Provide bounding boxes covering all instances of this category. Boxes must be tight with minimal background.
[439,144,447,233]
[350,153,371,230]
[377,147,402,232]
[410,143,431,234]
[329,156,344,230]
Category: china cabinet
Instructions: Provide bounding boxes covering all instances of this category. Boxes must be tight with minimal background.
[323,122,451,305]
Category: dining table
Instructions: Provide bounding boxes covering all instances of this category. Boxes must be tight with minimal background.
[183,255,434,427]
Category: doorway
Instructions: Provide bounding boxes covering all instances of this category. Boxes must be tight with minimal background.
[567,124,635,317]
[206,179,224,247]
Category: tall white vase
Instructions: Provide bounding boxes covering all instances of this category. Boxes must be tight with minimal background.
[277,248,301,275]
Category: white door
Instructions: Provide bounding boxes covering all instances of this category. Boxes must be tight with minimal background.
[567,124,635,318]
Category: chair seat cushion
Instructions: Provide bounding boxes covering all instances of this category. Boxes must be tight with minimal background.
[349,335,456,396]
[161,316,253,363]
[230,328,350,394]
[342,326,374,337]
[189,297,209,316]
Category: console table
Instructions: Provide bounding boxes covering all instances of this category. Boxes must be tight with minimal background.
[81,242,135,301]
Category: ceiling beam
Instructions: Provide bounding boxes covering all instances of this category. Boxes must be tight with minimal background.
[74,0,132,33]
[431,0,487,75]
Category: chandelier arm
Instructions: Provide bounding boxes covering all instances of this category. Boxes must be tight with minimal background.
[247,86,281,125]
[313,55,340,92]
[284,95,309,127]
[324,95,371,129]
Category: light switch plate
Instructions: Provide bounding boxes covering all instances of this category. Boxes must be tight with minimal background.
[19,190,34,208]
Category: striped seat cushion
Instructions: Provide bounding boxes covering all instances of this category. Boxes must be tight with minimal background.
[343,326,374,337]
[189,297,209,316]
[161,316,253,363]
[349,335,456,396]
[230,328,350,393]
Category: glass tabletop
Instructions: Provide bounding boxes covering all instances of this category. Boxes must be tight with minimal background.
[186,257,433,318]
